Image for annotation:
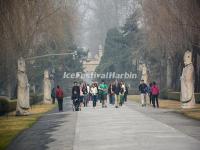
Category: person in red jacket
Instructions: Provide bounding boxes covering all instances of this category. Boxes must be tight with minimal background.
[151,82,160,108]
[56,85,64,112]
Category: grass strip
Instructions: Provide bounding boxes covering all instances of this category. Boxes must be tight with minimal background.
[0,104,55,150]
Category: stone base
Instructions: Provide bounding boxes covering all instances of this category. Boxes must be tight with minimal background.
[16,109,30,116]
[43,99,52,104]
[181,100,196,109]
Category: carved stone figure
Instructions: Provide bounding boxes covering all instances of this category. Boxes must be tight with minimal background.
[16,57,30,115]
[167,56,172,89]
[180,51,196,108]
[141,64,148,84]
[43,70,52,104]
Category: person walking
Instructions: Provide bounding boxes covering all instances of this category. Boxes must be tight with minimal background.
[94,82,99,103]
[51,87,56,104]
[90,83,98,108]
[139,80,147,107]
[82,82,88,107]
[151,82,160,108]
[72,81,80,110]
[98,80,108,108]
[124,83,129,102]
[113,79,121,108]
[87,84,91,102]
[119,81,126,106]
[147,83,153,105]
[108,82,115,105]
[79,82,84,108]
[56,85,64,112]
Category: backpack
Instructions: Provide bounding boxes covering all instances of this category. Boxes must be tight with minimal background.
[56,88,63,98]
[151,85,159,95]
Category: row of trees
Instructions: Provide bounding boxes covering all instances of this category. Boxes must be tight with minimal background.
[97,0,200,92]
[141,0,200,92]
[0,0,83,97]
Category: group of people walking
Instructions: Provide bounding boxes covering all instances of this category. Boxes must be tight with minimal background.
[138,80,160,108]
[71,80,129,110]
[51,79,159,112]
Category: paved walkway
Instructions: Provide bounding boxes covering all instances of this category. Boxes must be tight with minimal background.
[7,99,77,150]
[7,99,200,150]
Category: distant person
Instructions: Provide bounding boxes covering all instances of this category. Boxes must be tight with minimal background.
[94,82,99,103]
[113,79,121,108]
[72,81,80,100]
[72,81,80,111]
[119,82,125,106]
[51,87,56,104]
[82,82,89,107]
[98,80,108,108]
[124,83,129,102]
[108,81,115,105]
[79,82,84,107]
[151,82,160,108]
[87,84,91,102]
[90,83,98,108]
[56,85,64,112]
[138,80,147,107]
[147,83,153,105]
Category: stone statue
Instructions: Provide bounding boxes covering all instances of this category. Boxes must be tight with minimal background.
[167,56,172,89]
[16,57,30,115]
[141,64,148,84]
[43,70,52,104]
[180,51,196,108]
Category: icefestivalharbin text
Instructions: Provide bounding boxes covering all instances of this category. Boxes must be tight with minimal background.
[63,72,137,79]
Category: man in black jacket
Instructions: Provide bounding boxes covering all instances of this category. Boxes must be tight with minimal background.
[113,79,121,108]
[72,81,80,110]
[139,80,147,107]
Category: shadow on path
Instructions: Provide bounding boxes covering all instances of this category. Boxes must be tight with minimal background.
[7,98,77,150]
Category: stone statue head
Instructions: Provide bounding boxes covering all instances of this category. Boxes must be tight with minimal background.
[184,51,192,65]
[44,70,49,79]
[18,57,26,72]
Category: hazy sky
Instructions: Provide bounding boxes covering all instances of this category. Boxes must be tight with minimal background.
[74,0,137,56]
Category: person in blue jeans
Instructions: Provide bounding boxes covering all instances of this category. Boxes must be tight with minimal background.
[108,82,115,105]
[90,83,98,108]
[138,80,147,107]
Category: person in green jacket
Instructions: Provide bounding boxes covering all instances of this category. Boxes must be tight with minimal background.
[98,80,108,108]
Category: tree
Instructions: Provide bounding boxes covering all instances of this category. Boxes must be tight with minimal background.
[140,0,200,92]
[96,12,141,87]
[0,0,81,97]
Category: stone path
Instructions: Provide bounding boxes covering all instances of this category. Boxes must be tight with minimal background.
[7,98,200,150]
[7,99,77,150]
[73,102,200,150]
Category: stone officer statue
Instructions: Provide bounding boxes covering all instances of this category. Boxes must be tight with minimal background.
[180,51,196,108]
[43,70,52,104]
[16,57,30,115]
[141,64,148,84]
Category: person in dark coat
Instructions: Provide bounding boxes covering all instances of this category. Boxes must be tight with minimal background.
[113,79,121,108]
[51,87,56,104]
[124,83,129,102]
[108,81,115,105]
[56,85,64,112]
[138,80,147,107]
